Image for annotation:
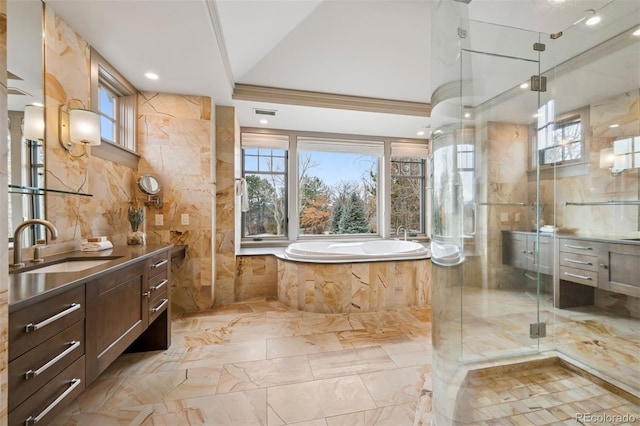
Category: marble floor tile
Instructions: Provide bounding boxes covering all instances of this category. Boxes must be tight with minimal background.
[360,366,427,407]
[325,403,418,426]
[267,375,377,424]
[308,346,397,380]
[216,355,314,392]
[266,332,343,359]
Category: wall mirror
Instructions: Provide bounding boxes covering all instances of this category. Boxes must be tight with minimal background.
[7,0,45,248]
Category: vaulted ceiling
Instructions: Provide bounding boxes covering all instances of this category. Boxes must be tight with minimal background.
[34,0,640,139]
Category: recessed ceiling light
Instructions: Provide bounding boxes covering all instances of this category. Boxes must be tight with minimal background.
[259,119,269,125]
[417,130,425,136]
[633,28,640,37]
[520,83,529,89]
[533,113,540,118]
[609,124,619,128]
[464,112,471,118]
[32,102,44,107]
[585,15,601,26]
[145,72,159,80]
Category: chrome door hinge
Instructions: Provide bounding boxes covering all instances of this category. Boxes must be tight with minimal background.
[530,75,547,92]
[530,322,546,338]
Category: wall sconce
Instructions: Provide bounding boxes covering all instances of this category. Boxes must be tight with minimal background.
[23,105,45,142]
[599,148,625,176]
[59,98,101,157]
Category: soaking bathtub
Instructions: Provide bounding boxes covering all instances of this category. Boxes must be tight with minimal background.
[284,239,430,263]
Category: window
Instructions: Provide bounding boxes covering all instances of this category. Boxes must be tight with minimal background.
[297,138,382,236]
[391,143,428,236]
[241,134,289,239]
[90,48,138,168]
[240,130,429,243]
[537,101,582,166]
[612,136,640,170]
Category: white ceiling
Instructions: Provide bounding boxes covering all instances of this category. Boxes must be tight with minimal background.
[19,0,640,139]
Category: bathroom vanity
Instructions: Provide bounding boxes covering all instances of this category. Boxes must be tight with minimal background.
[7,245,174,426]
[555,236,640,308]
[501,231,553,275]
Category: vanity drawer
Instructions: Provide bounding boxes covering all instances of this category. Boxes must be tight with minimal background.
[10,285,85,361]
[9,355,85,426]
[560,266,598,287]
[9,320,84,411]
[559,240,600,256]
[148,270,169,297]
[560,253,599,272]
[147,251,169,279]
[149,294,169,324]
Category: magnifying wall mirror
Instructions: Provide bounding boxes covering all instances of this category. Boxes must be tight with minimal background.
[136,174,163,209]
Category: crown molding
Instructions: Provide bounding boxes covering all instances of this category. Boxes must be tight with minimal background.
[233,84,431,117]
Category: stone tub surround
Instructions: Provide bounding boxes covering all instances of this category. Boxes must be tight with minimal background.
[278,257,432,313]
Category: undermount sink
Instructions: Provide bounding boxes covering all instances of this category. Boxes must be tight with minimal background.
[18,259,115,274]
[9,256,120,274]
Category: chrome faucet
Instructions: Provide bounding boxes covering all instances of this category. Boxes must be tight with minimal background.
[396,226,408,241]
[11,219,59,267]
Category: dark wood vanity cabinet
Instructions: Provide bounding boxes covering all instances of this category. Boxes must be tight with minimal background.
[502,231,553,275]
[8,247,172,425]
[555,237,640,308]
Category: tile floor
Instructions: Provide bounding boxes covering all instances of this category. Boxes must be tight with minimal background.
[52,299,434,425]
[50,290,639,425]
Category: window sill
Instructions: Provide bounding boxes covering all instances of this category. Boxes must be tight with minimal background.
[527,161,589,181]
[91,141,140,169]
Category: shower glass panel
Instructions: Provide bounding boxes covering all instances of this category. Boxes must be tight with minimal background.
[547,0,640,392]
[431,18,553,363]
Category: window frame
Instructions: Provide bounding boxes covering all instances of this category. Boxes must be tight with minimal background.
[90,47,139,168]
[390,155,428,236]
[240,128,430,246]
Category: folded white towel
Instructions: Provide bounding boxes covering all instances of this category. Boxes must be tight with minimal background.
[81,240,114,252]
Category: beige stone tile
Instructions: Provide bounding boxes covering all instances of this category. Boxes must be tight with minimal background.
[308,346,397,380]
[326,403,417,426]
[360,366,425,407]
[216,355,313,393]
[142,389,267,425]
[162,366,223,401]
[267,375,377,424]
[267,332,343,359]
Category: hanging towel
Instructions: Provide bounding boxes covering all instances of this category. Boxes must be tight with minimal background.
[237,178,249,212]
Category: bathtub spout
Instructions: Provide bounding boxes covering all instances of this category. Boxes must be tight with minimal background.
[396,226,408,241]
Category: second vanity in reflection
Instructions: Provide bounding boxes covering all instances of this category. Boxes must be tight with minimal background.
[8,244,175,426]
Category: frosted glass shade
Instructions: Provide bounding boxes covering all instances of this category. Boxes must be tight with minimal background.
[69,109,101,146]
[23,105,44,141]
[599,148,614,168]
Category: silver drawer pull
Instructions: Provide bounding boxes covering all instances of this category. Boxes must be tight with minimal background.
[151,298,168,313]
[151,259,168,269]
[24,341,81,380]
[565,244,593,251]
[25,303,81,333]
[564,272,592,281]
[25,378,81,425]
[150,279,168,293]
[564,258,593,266]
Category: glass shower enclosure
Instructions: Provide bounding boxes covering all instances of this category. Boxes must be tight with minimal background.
[430,0,639,423]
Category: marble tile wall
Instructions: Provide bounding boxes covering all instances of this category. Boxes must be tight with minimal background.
[0,0,8,421]
[277,259,431,313]
[137,92,214,314]
[215,106,237,304]
[471,122,530,289]
[235,255,278,300]
[42,5,134,248]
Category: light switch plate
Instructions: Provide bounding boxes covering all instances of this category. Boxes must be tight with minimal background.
[500,212,509,222]
[181,213,189,225]
[155,214,163,226]
[515,213,521,222]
